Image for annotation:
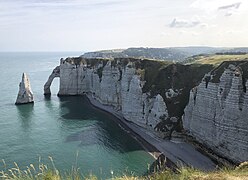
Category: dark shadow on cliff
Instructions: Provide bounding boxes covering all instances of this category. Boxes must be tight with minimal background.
[16,103,34,129]
[58,96,144,153]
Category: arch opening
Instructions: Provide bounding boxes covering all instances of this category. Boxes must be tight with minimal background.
[44,66,60,95]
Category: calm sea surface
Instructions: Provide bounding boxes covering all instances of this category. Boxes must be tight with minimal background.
[0,52,154,178]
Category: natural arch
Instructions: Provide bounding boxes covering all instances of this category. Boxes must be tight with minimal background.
[44,66,60,95]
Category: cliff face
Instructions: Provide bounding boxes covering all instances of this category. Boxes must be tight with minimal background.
[45,57,212,135]
[183,61,248,163]
[58,58,168,128]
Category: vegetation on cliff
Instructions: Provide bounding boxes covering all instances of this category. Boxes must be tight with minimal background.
[184,54,248,92]
[81,47,248,63]
[184,54,248,66]
[140,62,214,134]
[81,47,189,61]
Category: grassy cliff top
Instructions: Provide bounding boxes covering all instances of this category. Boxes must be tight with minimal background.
[63,57,172,67]
[185,54,248,66]
[81,47,191,62]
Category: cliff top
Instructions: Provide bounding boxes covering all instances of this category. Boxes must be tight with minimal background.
[81,47,189,62]
[185,54,248,66]
[62,57,172,68]
[82,47,248,63]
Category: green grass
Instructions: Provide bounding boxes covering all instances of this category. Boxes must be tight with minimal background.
[187,54,248,66]
[147,166,248,180]
[1,158,248,180]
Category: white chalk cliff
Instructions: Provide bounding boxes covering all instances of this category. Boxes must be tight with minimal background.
[56,59,168,128]
[15,73,34,105]
[183,64,248,163]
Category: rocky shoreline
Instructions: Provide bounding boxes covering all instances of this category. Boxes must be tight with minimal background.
[85,93,217,171]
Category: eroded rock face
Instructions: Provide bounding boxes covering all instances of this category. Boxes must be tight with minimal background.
[183,64,248,163]
[46,57,212,136]
[15,73,34,105]
[44,66,60,95]
[56,58,169,129]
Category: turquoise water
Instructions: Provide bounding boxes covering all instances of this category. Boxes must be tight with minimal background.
[0,52,154,178]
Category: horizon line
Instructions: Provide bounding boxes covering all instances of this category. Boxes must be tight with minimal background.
[1,45,248,53]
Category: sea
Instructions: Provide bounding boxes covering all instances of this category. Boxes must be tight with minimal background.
[0,52,154,178]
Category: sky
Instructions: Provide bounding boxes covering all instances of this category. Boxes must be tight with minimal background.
[0,0,248,51]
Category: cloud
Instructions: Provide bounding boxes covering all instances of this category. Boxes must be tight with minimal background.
[199,23,209,28]
[218,2,242,16]
[0,0,131,26]
[190,0,245,17]
[218,2,241,10]
[169,18,201,28]
[191,32,200,36]
[160,32,170,37]
[0,0,128,13]
[226,29,245,34]
[1,0,248,51]
[190,0,221,11]
[23,0,127,9]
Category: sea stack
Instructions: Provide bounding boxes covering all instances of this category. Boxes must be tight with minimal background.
[15,73,34,105]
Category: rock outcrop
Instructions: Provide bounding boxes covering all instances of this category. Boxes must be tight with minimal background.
[15,73,34,105]
[183,62,248,163]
